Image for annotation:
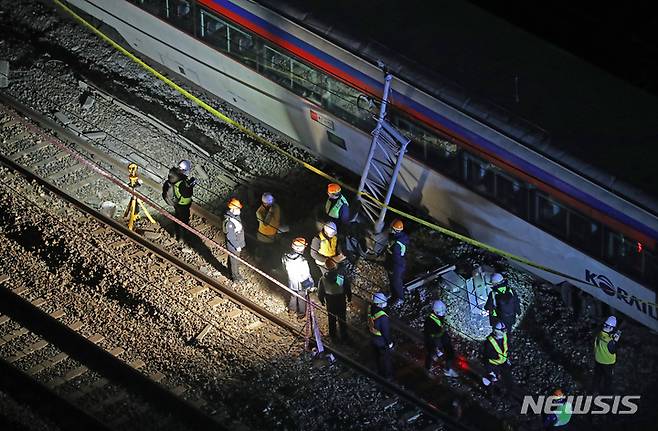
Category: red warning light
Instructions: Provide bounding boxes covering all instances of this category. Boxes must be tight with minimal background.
[455,354,470,372]
[637,242,643,253]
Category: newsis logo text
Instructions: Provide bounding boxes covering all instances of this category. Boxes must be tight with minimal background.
[521,395,640,415]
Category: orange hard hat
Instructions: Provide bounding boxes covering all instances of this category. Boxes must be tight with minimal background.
[553,388,565,398]
[391,219,404,231]
[228,198,242,209]
[327,183,341,195]
[292,237,307,248]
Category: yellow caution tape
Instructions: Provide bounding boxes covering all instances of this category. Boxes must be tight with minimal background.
[54,0,657,308]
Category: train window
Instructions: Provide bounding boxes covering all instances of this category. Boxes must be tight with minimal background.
[391,112,459,178]
[604,229,643,277]
[133,0,166,17]
[464,155,494,196]
[568,211,602,256]
[644,251,658,289]
[199,9,228,51]
[536,193,567,237]
[495,172,527,217]
[165,0,193,34]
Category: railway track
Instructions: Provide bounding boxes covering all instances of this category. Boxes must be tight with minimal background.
[0,98,476,430]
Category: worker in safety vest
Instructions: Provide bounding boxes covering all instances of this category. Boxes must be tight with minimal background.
[310,221,345,275]
[424,300,458,377]
[543,388,572,429]
[318,258,352,342]
[223,198,245,282]
[385,219,409,306]
[281,238,314,319]
[484,273,521,333]
[162,159,196,243]
[369,292,393,379]
[593,315,620,394]
[255,192,281,270]
[482,321,511,388]
[325,183,350,229]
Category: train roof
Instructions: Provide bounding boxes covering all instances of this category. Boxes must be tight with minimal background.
[253,0,658,215]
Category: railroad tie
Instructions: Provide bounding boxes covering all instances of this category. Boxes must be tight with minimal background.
[0,315,10,326]
[29,351,69,376]
[148,370,166,383]
[195,324,213,342]
[207,297,223,308]
[8,140,50,160]
[0,327,30,346]
[49,309,66,319]
[128,358,146,370]
[187,284,209,297]
[7,339,49,363]
[0,274,9,284]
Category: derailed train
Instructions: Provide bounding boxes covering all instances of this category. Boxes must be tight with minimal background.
[64,0,658,329]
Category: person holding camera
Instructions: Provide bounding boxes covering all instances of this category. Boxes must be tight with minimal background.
[593,315,621,394]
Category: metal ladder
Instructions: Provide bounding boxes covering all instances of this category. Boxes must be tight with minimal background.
[356,70,410,249]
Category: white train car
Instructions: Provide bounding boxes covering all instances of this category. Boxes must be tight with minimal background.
[64,0,658,329]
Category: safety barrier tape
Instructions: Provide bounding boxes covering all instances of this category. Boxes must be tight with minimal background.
[53,0,657,309]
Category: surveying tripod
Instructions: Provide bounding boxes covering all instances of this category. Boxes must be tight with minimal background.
[123,163,156,231]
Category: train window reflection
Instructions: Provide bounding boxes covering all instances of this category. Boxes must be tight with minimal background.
[496,172,526,217]
[569,211,602,256]
[200,10,228,51]
[165,0,193,34]
[536,193,567,237]
[134,0,166,17]
[464,155,494,196]
[605,229,643,277]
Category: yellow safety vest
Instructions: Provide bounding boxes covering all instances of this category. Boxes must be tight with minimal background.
[487,333,508,365]
[257,204,280,237]
[368,308,386,336]
[318,231,337,257]
[173,180,192,206]
[594,331,616,365]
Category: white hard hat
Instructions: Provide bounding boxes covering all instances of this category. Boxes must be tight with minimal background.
[178,159,191,175]
[261,192,274,205]
[373,292,388,307]
[604,315,617,329]
[490,273,504,285]
[494,321,506,331]
[323,221,337,238]
[432,300,447,317]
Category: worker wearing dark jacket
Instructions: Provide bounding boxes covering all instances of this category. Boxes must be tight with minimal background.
[484,273,521,333]
[162,160,196,242]
[594,315,620,394]
[424,300,458,377]
[482,321,512,388]
[318,259,352,342]
[385,219,409,306]
[369,292,393,379]
[325,183,350,229]
[223,198,245,281]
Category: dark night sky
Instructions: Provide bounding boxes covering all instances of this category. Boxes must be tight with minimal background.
[466,1,658,98]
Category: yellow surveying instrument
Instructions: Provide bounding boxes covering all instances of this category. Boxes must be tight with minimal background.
[123,163,155,231]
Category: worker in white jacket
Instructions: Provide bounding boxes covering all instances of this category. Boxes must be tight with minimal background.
[282,237,314,319]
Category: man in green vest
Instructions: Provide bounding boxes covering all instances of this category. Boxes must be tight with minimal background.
[593,315,620,394]
[318,258,352,343]
[368,292,393,379]
[482,321,512,388]
[543,388,572,429]
[162,159,196,244]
